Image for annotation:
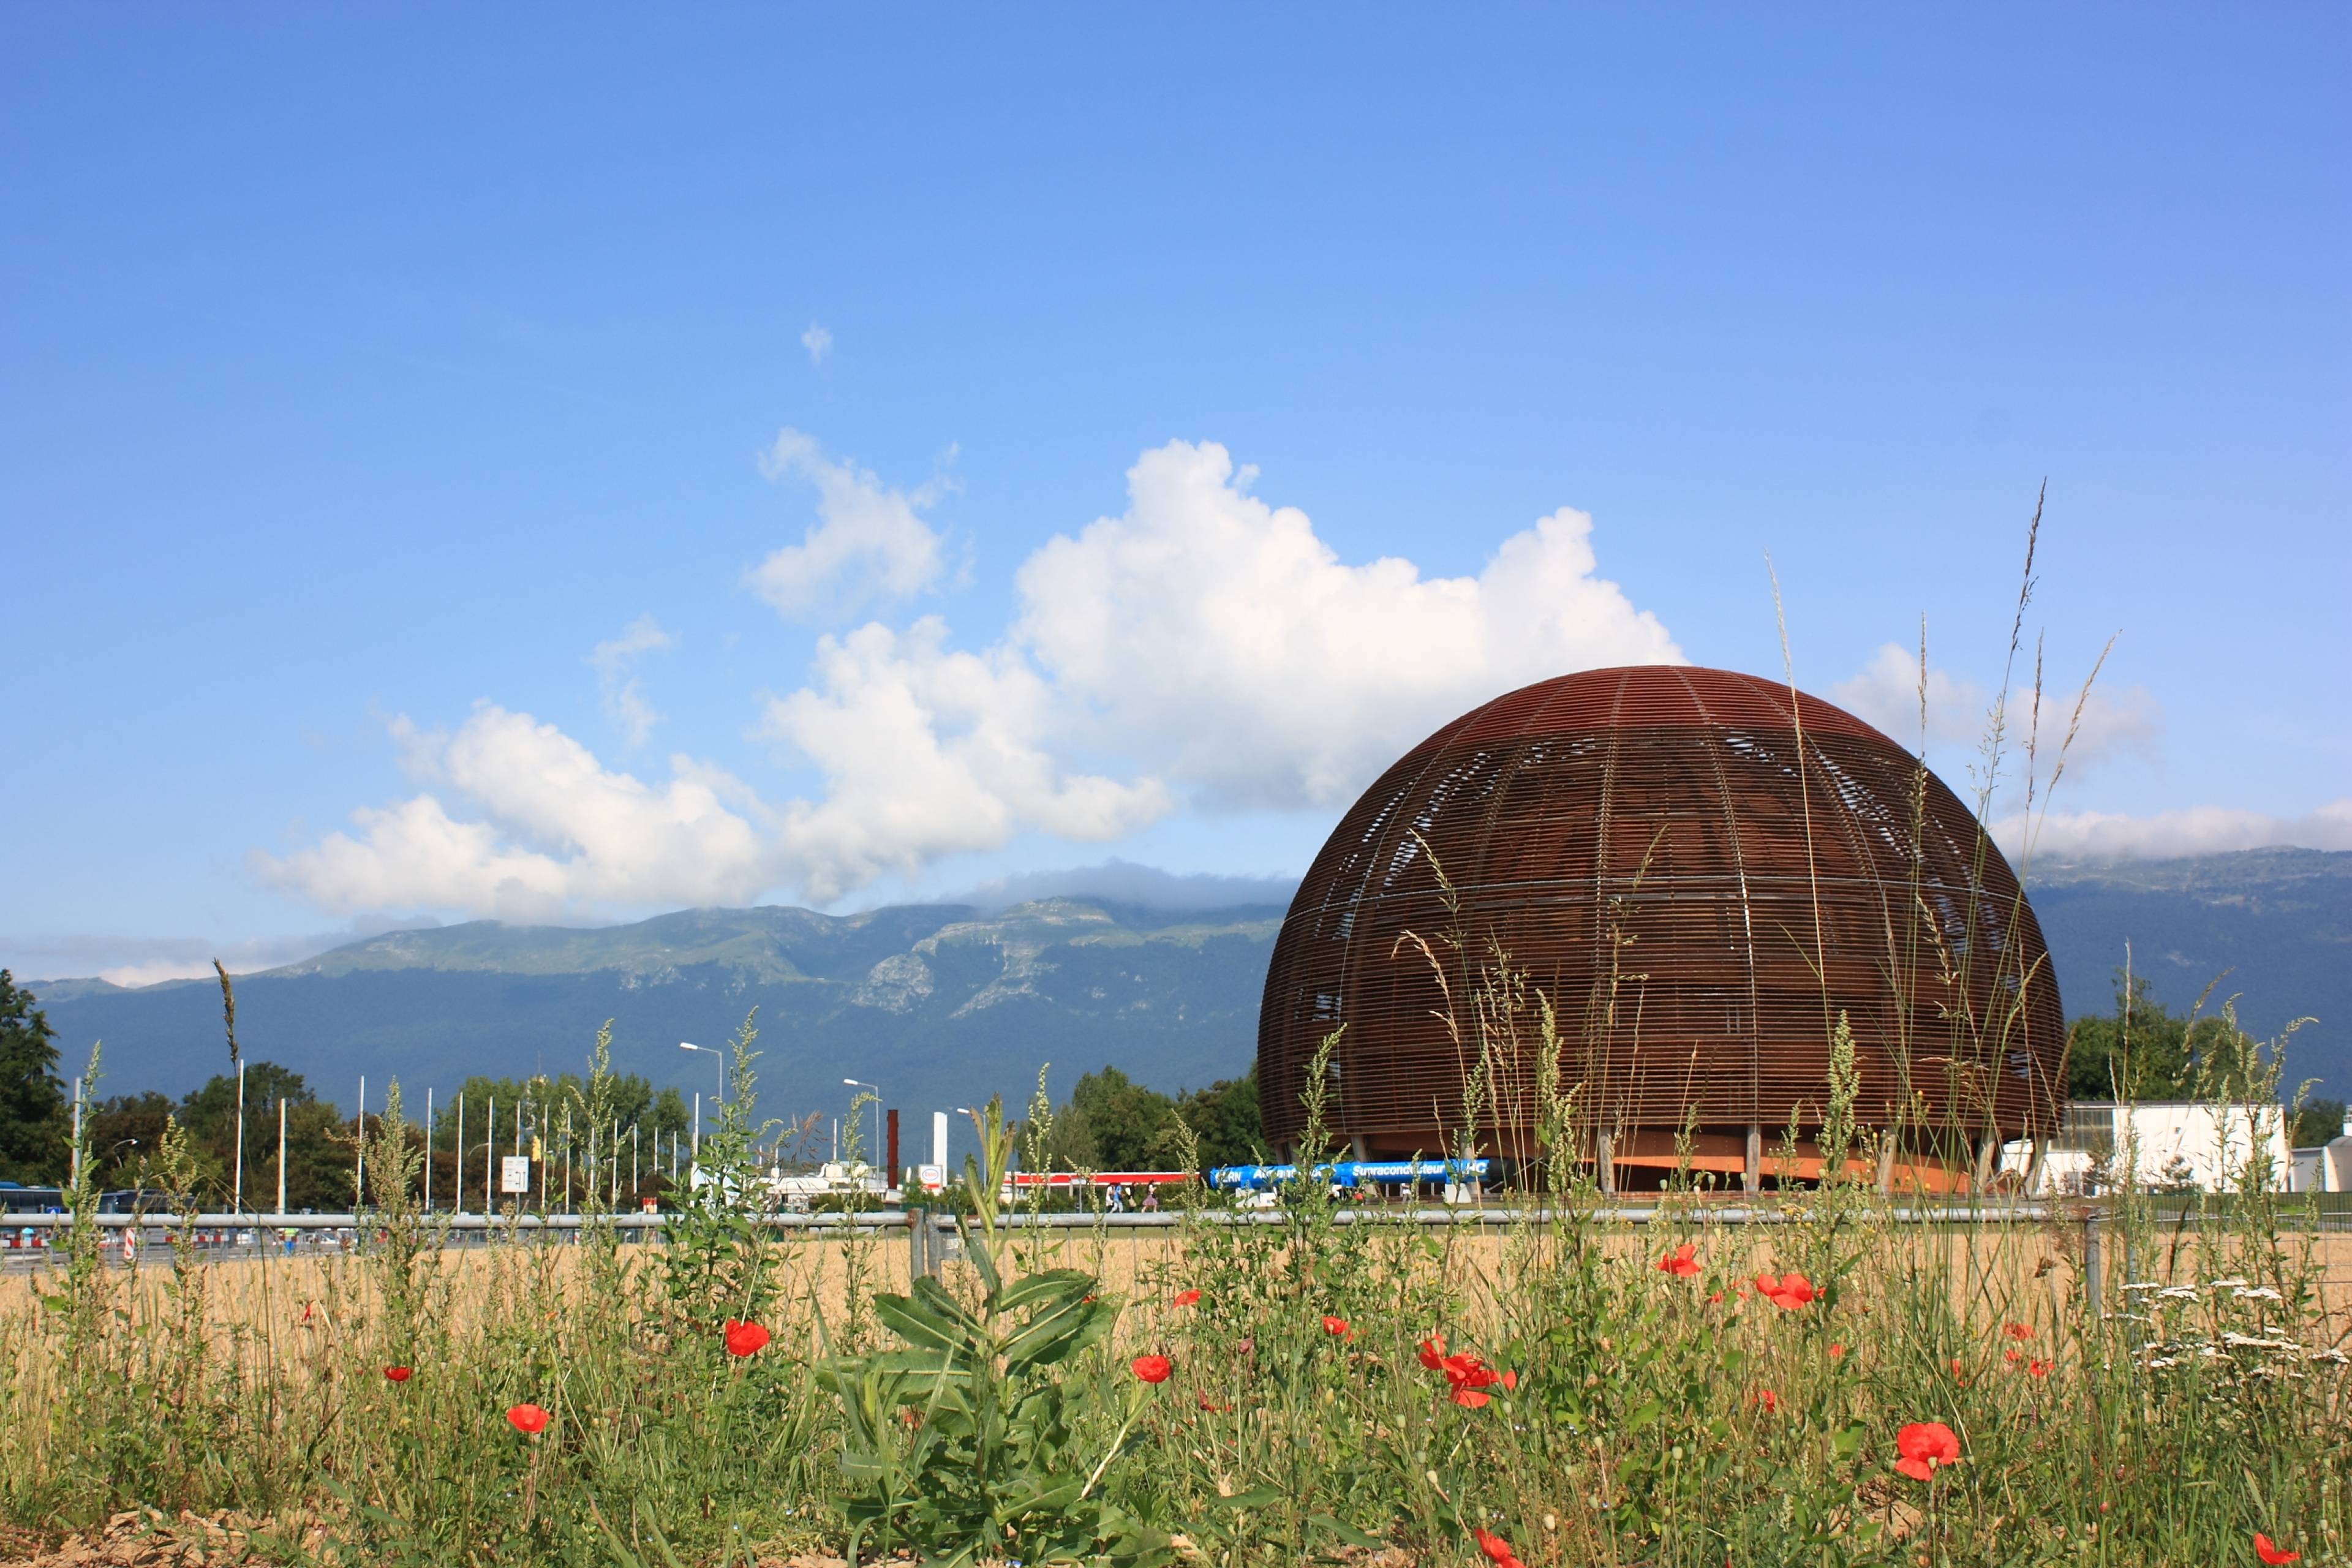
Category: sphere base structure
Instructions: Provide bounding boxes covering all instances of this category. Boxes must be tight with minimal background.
[1256,666,2067,1189]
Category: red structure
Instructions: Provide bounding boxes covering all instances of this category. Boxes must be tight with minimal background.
[1257,666,2065,1191]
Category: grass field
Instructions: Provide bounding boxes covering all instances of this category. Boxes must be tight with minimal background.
[4,1145,2346,1566]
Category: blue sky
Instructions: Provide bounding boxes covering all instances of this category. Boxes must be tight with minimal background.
[4,5,2346,984]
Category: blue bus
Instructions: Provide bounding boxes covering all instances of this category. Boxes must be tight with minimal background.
[1207,1158,1489,1194]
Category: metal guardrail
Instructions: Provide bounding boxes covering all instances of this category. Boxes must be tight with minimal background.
[4,1201,2099,1231]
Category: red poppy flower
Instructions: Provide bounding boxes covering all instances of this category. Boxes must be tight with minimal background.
[384,1365,413,1383]
[2004,1322,2033,1340]
[1755,1272,1817,1311]
[2256,1531,2302,1564]
[1417,1335,1447,1370]
[1708,1291,1725,1305]
[723,1319,771,1357]
[1753,1388,1780,1414]
[1472,1528,1527,1568]
[1436,1349,1504,1406]
[1893,1421,1962,1482]
[1322,1315,1352,1338]
[2005,1348,2023,1365]
[1133,1354,1173,1384]
[1501,1369,1518,1391]
[1657,1242,1700,1277]
[507,1403,551,1436]
[2028,1358,2052,1379]
[1170,1288,1202,1308]
[1828,1342,1847,1359]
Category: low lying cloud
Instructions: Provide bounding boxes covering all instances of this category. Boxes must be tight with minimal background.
[1999,797,2352,863]
[266,436,1683,920]
[748,428,952,622]
[7,925,412,990]
[951,859,1300,914]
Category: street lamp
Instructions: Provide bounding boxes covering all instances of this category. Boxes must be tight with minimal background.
[678,1041,725,1104]
[843,1079,882,1172]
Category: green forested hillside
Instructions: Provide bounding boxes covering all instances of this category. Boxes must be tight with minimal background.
[28,900,1284,1131]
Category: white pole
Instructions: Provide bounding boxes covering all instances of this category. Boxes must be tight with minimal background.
[233,1060,247,1214]
[632,1123,639,1205]
[276,1096,287,1215]
[70,1076,83,1191]
[933,1110,948,1175]
[611,1121,620,1205]
[455,1093,466,1216]
[692,1092,701,1162]
[424,1087,433,1212]
[832,1117,839,1163]
[486,1095,496,1210]
[355,1075,366,1207]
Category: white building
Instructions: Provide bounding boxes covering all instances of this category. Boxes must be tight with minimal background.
[2004,1101,2293,1196]
[2290,1109,2352,1194]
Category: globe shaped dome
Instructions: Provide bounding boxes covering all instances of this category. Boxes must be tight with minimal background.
[1257,665,2065,1188]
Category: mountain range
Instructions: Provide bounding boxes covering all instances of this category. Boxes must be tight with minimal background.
[20,848,2350,1124]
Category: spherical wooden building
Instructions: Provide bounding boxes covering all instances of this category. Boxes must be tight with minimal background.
[1257,665,2065,1191]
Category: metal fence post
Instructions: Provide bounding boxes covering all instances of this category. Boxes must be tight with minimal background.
[2082,1211,2102,1314]
[907,1203,937,1281]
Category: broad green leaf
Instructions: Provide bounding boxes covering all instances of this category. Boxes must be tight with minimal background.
[875,1292,981,1359]
[1002,1296,1113,1373]
[997,1267,1097,1314]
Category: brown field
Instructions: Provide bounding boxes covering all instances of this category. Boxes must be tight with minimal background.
[12,1219,2352,1352]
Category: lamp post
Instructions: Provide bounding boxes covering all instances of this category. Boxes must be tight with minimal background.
[679,1042,725,1107]
[843,1079,882,1174]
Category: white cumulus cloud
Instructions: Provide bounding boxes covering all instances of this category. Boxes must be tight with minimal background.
[759,618,1172,903]
[588,614,676,747]
[748,428,951,620]
[264,435,1683,919]
[258,705,778,919]
[1013,440,1682,808]
[801,321,832,366]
